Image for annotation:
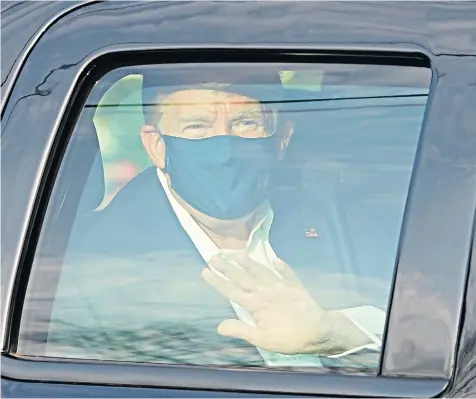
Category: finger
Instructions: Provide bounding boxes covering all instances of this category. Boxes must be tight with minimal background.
[201,268,252,308]
[217,319,263,348]
[210,256,254,292]
[273,258,301,286]
[233,253,280,284]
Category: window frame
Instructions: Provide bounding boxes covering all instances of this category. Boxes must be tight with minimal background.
[2,1,475,396]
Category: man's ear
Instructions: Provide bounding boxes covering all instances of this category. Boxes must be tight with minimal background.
[278,120,294,161]
[140,125,166,170]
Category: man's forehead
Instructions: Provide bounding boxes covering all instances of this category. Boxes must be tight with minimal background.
[160,89,262,118]
[163,89,261,105]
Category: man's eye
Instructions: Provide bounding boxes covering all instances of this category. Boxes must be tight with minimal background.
[234,120,260,129]
[184,124,207,130]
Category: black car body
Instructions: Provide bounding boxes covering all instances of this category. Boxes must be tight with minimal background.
[1,1,476,397]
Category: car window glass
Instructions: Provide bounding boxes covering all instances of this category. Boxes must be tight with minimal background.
[18,62,432,373]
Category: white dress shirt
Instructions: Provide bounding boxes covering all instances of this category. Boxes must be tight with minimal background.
[157,168,384,367]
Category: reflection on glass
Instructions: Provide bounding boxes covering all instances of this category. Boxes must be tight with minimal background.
[19,63,431,372]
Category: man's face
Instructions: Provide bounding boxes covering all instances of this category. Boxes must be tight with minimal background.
[141,87,293,171]
[140,87,293,220]
[157,89,273,139]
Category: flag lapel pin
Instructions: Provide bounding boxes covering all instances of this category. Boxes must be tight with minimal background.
[304,228,319,238]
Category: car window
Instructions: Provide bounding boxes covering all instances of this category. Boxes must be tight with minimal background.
[18,62,432,373]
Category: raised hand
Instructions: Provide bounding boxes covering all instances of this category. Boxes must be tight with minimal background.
[201,253,347,355]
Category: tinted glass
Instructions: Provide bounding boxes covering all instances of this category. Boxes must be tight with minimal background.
[18,62,432,372]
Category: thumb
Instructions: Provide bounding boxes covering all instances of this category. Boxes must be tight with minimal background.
[217,319,261,346]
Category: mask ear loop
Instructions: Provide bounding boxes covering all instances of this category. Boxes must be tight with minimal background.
[262,104,279,138]
[156,128,171,172]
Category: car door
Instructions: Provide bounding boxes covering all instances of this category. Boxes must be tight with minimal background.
[2,1,476,397]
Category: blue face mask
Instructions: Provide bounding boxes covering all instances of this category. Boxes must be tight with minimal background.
[161,134,277,220]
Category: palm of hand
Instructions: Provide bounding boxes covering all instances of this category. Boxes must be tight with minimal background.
[201,253,331,355]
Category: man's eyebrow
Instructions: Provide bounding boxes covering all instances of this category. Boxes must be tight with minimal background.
[231,111,263,119]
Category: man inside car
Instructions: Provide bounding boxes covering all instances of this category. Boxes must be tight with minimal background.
[57,66,384,367]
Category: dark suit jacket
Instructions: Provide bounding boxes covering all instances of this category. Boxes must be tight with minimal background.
[52,167,387,368]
